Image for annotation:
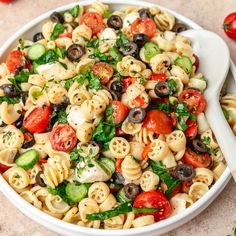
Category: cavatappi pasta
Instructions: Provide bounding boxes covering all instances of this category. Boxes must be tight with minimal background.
[0,1,226,230]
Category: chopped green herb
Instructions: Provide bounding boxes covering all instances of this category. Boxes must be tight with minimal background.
[0,96,20,104]
[89,48,108,62]
[86,202,159,221]
[56,47,66,59]
[148,102,172,115]
[87,38,99,48]
[50,23,65,40]
[103,9,112,18]
[87,71,102,90]
[109,47,122,62]
[201,136,218,155]
[116,31,129,48]
[167,79,177,95]
[92,118,115,143]
[150,160,181,198]
[70,147,83,161]
[31,90,43,100]
[222,108,229,120]
[9,69,30,91]
[178,116,188,131]
[70,5,80,17]
[35,49,58,65]
[174,102,190,116]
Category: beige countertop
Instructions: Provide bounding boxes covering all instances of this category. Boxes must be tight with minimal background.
[0,0,236,235]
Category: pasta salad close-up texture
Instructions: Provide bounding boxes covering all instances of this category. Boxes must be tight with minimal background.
[0,1,227,230]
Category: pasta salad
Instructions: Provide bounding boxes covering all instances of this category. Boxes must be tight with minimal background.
[0,1,226,229]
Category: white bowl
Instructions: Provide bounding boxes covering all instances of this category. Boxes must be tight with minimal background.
[0,1,231,235]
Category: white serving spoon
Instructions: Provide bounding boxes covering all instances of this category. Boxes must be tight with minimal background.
[181,29,236,180]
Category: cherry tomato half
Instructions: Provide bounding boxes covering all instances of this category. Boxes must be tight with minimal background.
[131,17,156,38]
[122,77,136,91]
[59,32,72,38]
[181,180,193,194]
[183,148,211,168]
[223,12,236,40]
[143,110,172,134]
[110,101,129,124]
[0,163,11,173]
[133,190,172,222]
[23,106,51,133]
[178,89,206,115]
[50,124,77,152]
[132,96,145,107]
[115,159,123,173]
[151,73,167,81]
[92,62,114,85]
[80,12,103,35]
[6,50,24,74]
[141,143,151,159]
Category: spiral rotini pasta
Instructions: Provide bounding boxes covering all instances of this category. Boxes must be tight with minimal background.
[121,155,142,181]
[41,156,71,188]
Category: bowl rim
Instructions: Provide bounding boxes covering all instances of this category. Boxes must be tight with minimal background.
[0,0,231,235]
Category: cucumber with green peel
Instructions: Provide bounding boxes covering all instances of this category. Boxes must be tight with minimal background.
[28,43,46,60]
[117,188,132,203]
[99,157,115,174]
[143,42,161,61]
[174,56,193,74]
[15,149,39,170]
[169,96,178,105]
[65,182,88,203]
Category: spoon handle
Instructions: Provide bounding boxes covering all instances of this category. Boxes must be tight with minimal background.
[230,60,236,82]
[206,100,236,181]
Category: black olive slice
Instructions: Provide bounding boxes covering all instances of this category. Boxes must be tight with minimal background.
[107,15,123,30]
[110,81,124,94]
[50,11,64,24]
[173,164,196,181]
[154,81,170,98]
[119,42,138,56]
[1,84,21,98]
[66,44,85,62]
[133,33,149,48]
[138,8,153,19]
[33,32,44,42]
[128,107,146,123]
[22,132,35,149]
[124,183,140,199]
[172,23,188,33]
[35,171,46,187]
[191,139,207,154]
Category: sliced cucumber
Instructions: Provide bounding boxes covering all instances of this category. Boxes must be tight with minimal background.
[15,149,39,170]
[169,96,178,105]
[117,188,132,203]
[28,43,46,60]
[65,182,88,203]
[174,56,193,74]
[143,42,161,61]
[99,157,115,174]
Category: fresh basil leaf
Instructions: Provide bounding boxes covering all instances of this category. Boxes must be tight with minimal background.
[58,110,68,124]
[88,72,102,90]
[174,102,190,116]
[87,38,99,48]
[70,5,80,17]
[148,102,172,115]
[103,9,112,19]
[150,160,181,198]
[109,47,122,62]
[222,108,229,120]
[167,79,177,95]
[178,116,188,131]
[92,119,115,143]
[9,69,30,91]
[50,23,65,40]
[116,31,129,47]
[0,96,20,104]
[56,47,66,59]
[89,48,108,62]
[35,49,58,65]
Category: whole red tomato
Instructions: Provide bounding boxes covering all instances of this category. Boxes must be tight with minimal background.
[223,12,236,40]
